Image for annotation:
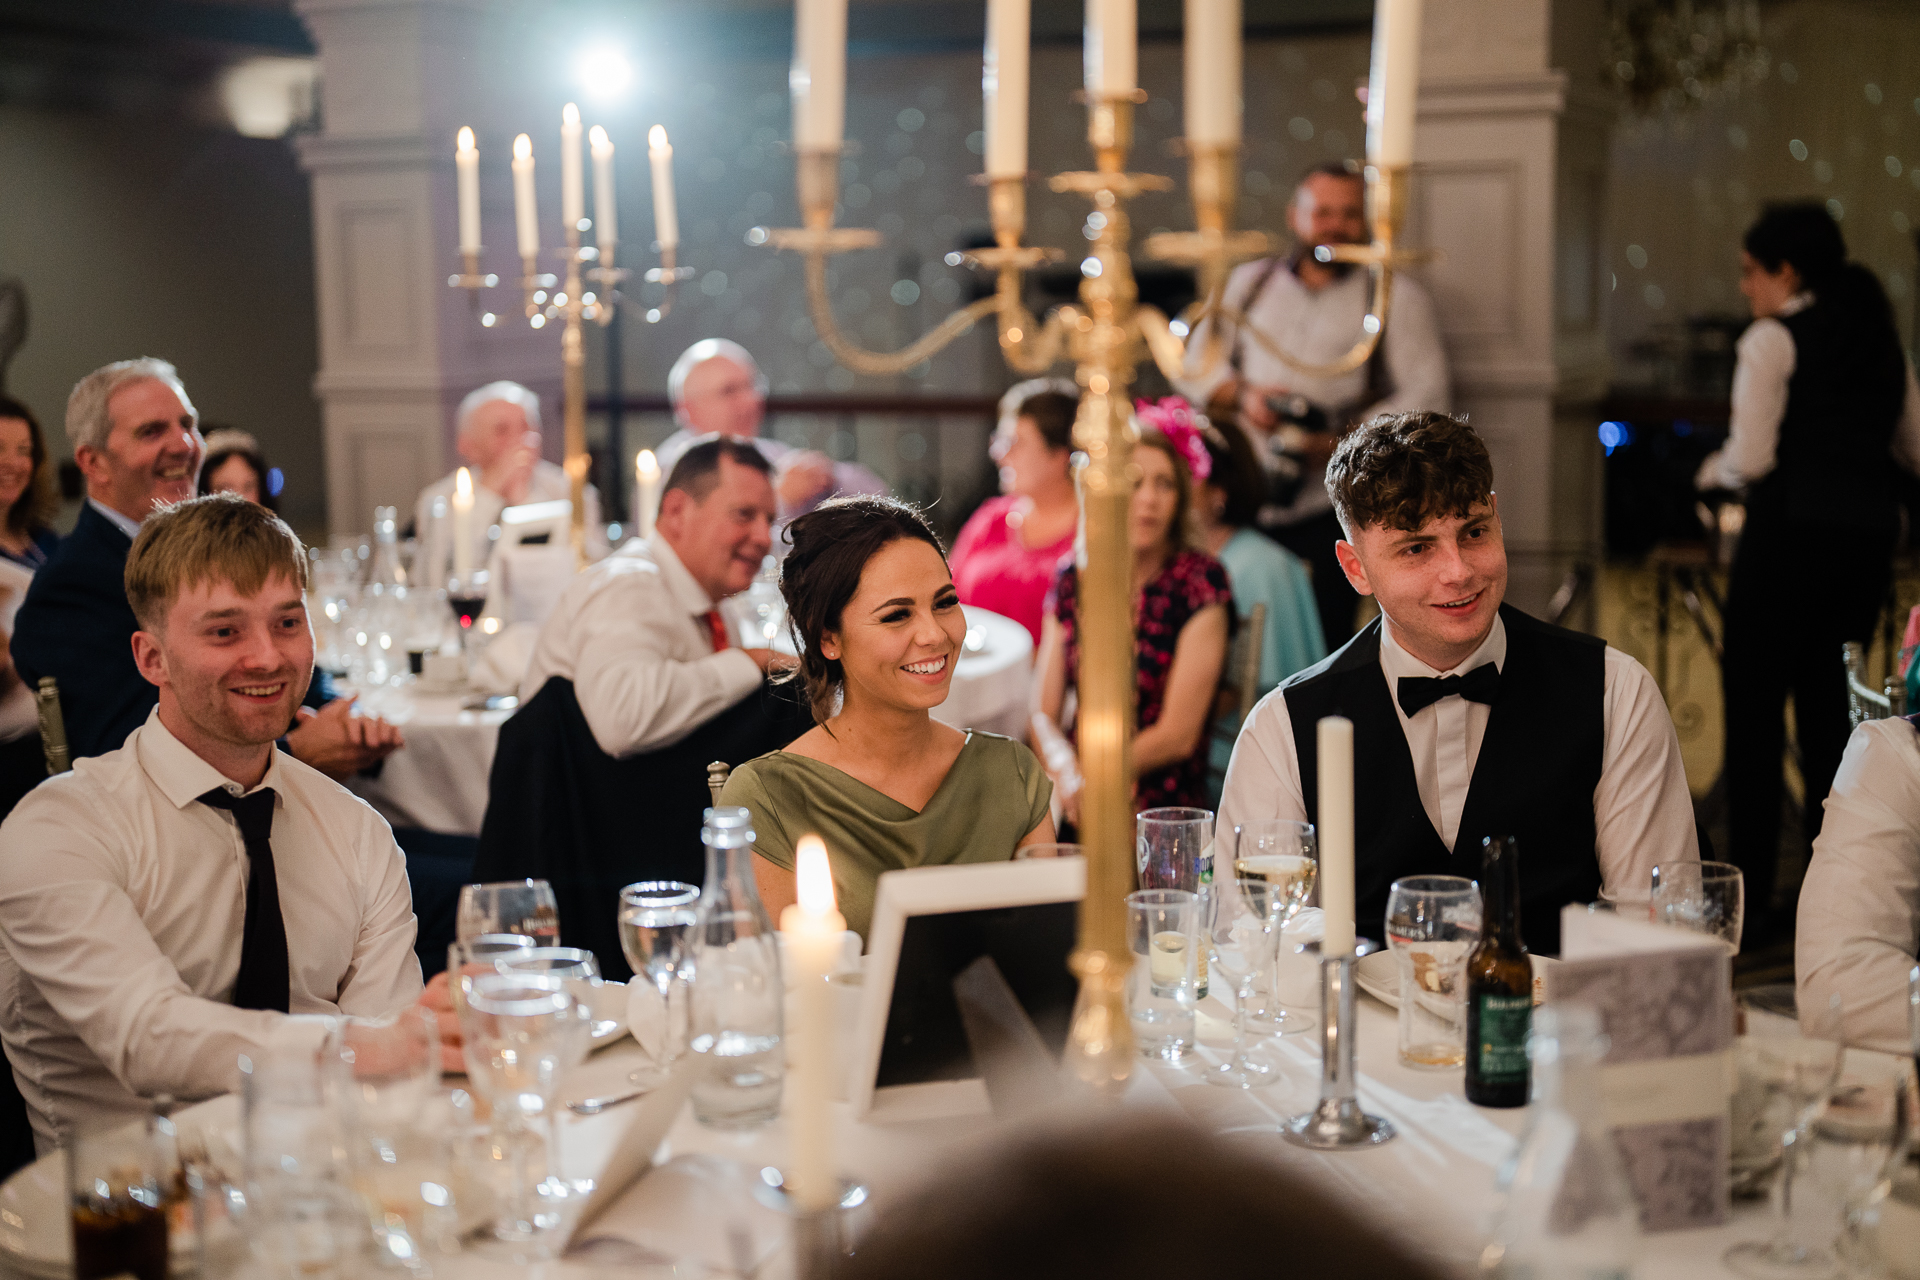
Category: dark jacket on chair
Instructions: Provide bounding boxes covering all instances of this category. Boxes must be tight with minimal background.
[473,675,814,982]
[14,503,331,762]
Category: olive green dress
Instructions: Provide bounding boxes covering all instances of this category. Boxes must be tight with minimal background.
[718,731,1053,941]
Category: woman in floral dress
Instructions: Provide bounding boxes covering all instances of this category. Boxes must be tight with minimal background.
[1031,399,1232,825]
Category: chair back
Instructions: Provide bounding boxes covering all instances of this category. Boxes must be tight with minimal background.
[35,677,68,776]
[1207,603,1266,792]
[707,761,731,809]
[484,499,577,627]
[1843,641,1906,729]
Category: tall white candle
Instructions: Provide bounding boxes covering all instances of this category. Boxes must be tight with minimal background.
[451,466,475,583]
[1365,0,1423,167]
[635,449,660,539]
[791,0,849,150]
[589,126,618,250]
[1317,716,1356,957]
[983,0,1030,179]
[1083,0,1136,98]
[510,134,539,259]
[1184,0,1241,146]
[647,127,679,251]
[780,836,845,1213]
[560,103,584,231]
[455,127,481,255]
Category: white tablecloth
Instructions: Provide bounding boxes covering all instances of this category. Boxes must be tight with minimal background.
[344,606,1034,838]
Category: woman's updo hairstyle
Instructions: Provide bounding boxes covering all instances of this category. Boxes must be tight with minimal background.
[780,495,949,725]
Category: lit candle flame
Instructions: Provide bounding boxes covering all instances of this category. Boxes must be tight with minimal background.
[457,126,475,154]
[649,125,670,154]
[455,466,473,501]
[590,124,612,155]
[562,102,580,127]
[513,133,532,161]
[635,449,659,483]
[796,835,836,916]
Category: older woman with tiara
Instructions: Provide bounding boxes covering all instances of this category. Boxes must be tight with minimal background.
[1031,399,1233,826]
[720,495,1055,941]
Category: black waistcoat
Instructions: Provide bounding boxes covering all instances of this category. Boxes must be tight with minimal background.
[1283,605,1604,956]
[1748,303,1905,533]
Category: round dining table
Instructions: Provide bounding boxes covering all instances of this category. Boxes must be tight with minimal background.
[344,604,1036,838]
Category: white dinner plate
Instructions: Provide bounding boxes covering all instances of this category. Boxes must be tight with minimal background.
[1354,950,1558,1010]
[0,1094,241,1279]
[589,979,630,1048]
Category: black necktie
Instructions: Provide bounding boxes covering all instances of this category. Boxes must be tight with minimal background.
[198,787,291,1014]
[1396,662,1501,718]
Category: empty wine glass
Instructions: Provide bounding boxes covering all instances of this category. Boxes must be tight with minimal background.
[1226,818,1317,1035]
[457,881,560,947]
[446,934,535,1019]
[456,973,587,1251]
[1725,997,1847,1278]
[1207,878,1287,1089]
[618,881,700,1088]
[496,947,604,1048]
[1651,860,1744,954]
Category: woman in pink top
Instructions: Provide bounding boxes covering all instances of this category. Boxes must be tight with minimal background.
[950,384,1081,645]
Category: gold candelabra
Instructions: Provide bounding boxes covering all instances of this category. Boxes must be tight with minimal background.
[758,92,1419,1093]
[450,226,690,563]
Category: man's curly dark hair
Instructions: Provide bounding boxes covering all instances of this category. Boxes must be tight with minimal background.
[1325,411,1493,535]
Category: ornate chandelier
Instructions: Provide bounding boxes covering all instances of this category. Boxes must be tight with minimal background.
[1607,0,1769,113]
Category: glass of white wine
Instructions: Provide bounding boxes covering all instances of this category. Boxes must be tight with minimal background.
[618,881,701,1088]
[1228,819,1318,1036]
[1383,875,1482,1070]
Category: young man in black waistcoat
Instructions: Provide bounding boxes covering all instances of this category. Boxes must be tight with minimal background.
[1218,412,1697,955]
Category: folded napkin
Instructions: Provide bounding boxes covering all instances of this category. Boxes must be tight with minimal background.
[569,1154,789,1273]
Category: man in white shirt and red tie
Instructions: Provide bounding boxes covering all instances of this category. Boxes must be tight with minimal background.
[1218,412,1698,955]
[0,495,433,1151]
[477,436,809,978]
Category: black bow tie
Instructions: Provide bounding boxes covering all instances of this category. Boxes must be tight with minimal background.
[1397,662,1501,717]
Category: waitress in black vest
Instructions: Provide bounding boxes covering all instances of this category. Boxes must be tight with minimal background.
[1697,203,1920,948]
[1218,413,1698,956]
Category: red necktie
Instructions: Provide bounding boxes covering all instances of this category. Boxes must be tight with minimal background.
[702,610,730,653]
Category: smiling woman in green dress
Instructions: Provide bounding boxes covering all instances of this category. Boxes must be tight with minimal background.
[720,495,1055,941]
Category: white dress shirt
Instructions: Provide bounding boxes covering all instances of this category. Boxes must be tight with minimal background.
[1796,718,1920,1053]
[1174,259,1452,525]
[1696,292,1920,491]
[413,459,609,589]
[0,710,423,1149]
[1217,612,1698,908]
[519,533,763,757]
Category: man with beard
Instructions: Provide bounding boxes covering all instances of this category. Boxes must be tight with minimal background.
[0,495,431,1150]
[12,358,400,773]
[1176,163,1451,651]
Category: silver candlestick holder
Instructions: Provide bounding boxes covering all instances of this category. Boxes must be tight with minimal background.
[1282,953,1395,1149]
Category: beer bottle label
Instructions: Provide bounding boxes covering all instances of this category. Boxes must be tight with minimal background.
[1475,993,1531,1082]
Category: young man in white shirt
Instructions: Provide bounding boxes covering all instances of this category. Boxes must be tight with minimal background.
[1218,412,1697,955]
[0,495,431,1150]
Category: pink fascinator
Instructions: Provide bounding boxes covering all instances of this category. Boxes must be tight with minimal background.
[1134,397,1212,481]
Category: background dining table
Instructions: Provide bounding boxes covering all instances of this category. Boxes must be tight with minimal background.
[344,604,1036,839]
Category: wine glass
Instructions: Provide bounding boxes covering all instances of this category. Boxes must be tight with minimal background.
[446,933,535,1018]
[456,973,587,1251]
[618,881,700,1088]
[1206,878,1288,1089]
[1227,818,1318,1035]
[496,947,605,1047]
[330,1008,451,1263]
[1136,807,1213,891]
[1651,860,1745,954]
[457,881,560,947]
[1724,997,1848,1278]
[1383,875,1482,1070]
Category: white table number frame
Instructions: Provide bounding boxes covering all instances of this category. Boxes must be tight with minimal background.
[850,857,1085,1121]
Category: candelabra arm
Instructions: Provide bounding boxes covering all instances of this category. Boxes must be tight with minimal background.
[800,252,1001,377]
[1132,305,1198,384]
[1225,260,1395,380]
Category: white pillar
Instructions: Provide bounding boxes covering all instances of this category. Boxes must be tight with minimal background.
[294,0,561,536]
[1408,0,1614,614]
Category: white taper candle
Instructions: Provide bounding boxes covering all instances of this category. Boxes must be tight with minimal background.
[635,449,660,540]
[510,134,539,259]
[589,125,617,249]
[984,0,1030,179]
[648,126,679,251]
[451,467,475,584]
[791,0,849,150]
[1184,0,1241,146]
[780,835,845,1213]
[1365,0,1424,167]
[560,103,584,230]
[1317,716,1356,957]
[455,127,481,255]
[1083,0,1136,97]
